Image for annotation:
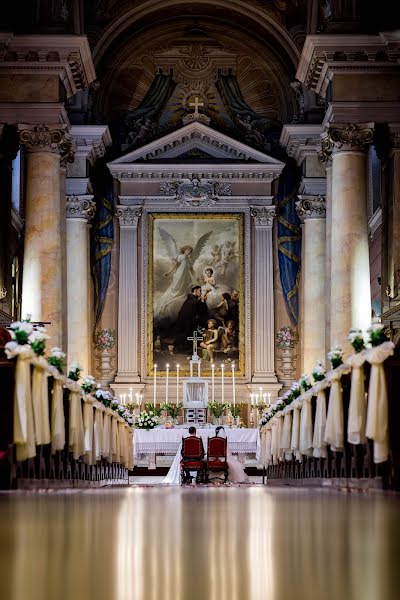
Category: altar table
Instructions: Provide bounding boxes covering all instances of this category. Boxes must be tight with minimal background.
[134,427,261,464]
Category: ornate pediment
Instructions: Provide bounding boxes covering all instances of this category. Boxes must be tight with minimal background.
[109,121,282,165]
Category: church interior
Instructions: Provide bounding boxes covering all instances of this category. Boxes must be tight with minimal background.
[1,1,400,599]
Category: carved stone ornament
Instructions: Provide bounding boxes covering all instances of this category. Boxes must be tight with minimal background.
[320,123,374,160]
[66,195,96,220]
[296,196,326,220]
[115,206,142,226]
[250,206,276,227]
[19,124,75,163]
[160,177,232,207]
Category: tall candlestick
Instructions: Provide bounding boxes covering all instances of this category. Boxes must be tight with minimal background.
[197,360,201,378]
[129,387,133,403]
[190,361,193,378]
[232,363,236,409]
[267,392,271,406]
[211,363,215,402]
[255,393,259,406]
[259,386,263,401]
[221,364,225,403]
[250,393,254,407]
[153,364,157,408]
[176,364,180,404]
[139,394,143,411]
[263,393,267,405]
[165,364,169,403]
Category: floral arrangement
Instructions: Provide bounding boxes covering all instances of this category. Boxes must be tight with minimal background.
[229,402,245,418]
[259,398,285,427]
[299,373,312,392]
[145,403,163,417]
[136,410,159,430]
[327,345,343,369]
[161,402,183,420]
[47,347,66,373]
[348,328,365,353]
[367,320,388,347]
[81,375,97,394]
[95,387,114,407]
[28,327,49,356]
[68,362,82,382]
[276,326,298,350]
[208,401,228,419]
[312,360,326,382]
[9,317,34,345]
[94,328,117,351]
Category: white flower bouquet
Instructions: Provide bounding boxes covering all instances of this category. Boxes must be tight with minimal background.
[312,360,326,382]
[299,373,312,392]
[366,320,388,347]
[95,387,113,407]
[327,346,343,369]
[9,319,34,345]
[28,327,50,356]
[48,347,66,373]
[68,361,82,382]
[81,375,97,394]
[136,410,159,430]
[348,328,365,353]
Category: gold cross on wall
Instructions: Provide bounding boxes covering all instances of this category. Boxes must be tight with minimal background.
[189,96,204,116]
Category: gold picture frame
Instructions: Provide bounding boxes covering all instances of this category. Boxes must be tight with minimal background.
[148,212,245,376]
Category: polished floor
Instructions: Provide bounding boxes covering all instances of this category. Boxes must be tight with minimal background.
[0,486,399,600]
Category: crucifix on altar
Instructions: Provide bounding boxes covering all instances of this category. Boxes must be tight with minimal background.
[189,96,204,118]
[187,330,203,377]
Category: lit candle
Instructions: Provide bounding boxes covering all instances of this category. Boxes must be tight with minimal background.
[135,392,139,407]
[176,364,180,405]
[197,360,201,378]
[221,364,225,403]
[166,363,169,403]
[122,394,126,405]
[153,364,157,408]
[263,393,267,405]
[232,363,236,409]
[139,394,143,411]
[211,363,215,402]
[259,386,263,401]
[267,392,271,406]
[250,393,254,407]
[255,393,259,406]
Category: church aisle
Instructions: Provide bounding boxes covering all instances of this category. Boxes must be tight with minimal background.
[0,487,399,600]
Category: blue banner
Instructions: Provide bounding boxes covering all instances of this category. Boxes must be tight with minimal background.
[275,164,301,325]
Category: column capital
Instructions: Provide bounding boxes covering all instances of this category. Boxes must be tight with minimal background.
[296,195,326,221]
[250,206,276,228]
[320,123,374,161]
[66,195,96,221]
[18,124,75,163]
[116,205,142,227]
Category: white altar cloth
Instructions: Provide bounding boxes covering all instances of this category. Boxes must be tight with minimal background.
[134,428,261,463]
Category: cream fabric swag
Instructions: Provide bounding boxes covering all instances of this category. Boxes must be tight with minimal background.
[31,355,51,446]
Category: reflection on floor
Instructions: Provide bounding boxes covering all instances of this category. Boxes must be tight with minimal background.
[0,486,399,600]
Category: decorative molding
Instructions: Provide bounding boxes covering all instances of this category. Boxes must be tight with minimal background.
[115,205,142,227]
[108,120,284,166]
[70,125,112,166]
[0,34,96,97]
[250,206,276,227]
[279,124,323,165]
[18,124,75,162]
[298,177,327,196]
[296,34,400,97]
[324,102,400,128]
[66,195,96,220]
[320,123,374,160]
[296,195,326,220]
[159,177,232,207]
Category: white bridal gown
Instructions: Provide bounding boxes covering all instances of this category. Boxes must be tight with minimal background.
[162,433,249,485]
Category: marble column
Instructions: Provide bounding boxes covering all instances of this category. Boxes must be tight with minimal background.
[321,123,373,354]
[66,195,96,374]
[250,207,278,383]
[324,162,332,355]
[115,206,142,383]
[296,196,326,372]
[19,124,74,347]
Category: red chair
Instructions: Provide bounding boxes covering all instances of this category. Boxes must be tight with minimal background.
[180,436,205,484]
[205,436,229,483]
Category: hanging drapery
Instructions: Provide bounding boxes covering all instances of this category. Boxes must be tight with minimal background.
[274,162,302,325]
[125,71,176,123]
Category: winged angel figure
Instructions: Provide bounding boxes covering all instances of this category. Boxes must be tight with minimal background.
[155,227,213,322]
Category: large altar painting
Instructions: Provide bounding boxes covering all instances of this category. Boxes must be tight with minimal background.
[148,213,244,375]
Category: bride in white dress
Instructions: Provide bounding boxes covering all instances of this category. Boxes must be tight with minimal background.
[162,426,249,485]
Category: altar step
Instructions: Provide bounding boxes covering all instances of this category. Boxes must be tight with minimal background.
[130,466,264,477]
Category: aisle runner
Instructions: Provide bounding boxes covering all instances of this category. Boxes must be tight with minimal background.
[134,428,261,463]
